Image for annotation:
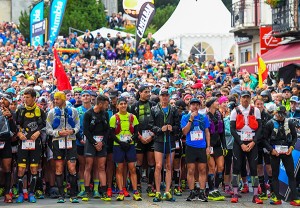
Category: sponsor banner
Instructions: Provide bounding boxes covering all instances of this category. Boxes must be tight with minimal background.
[30,1,44,48]
[260,25,281,55]
[136,2,155,50]
[32,19,46,37]
[48,0,68,48]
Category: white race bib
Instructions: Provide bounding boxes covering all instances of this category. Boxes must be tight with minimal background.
[94,136,103,142]
[120,135,131,142]
[58,139,72,149]
[274,145,289,154]
[22,140,35,150]
[190,127,203,141]
[240,131,253,141]
[142,130,152,138]
[210,146,214,154]
[175,141,180,149]
[0,142,5,149]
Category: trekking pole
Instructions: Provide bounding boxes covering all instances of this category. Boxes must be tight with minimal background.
[166,126,175,202]
[64,108,68,192]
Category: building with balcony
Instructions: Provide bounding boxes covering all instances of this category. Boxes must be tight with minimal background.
[230,0,272,66]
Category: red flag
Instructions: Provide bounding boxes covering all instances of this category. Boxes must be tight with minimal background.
[53,48,72,91]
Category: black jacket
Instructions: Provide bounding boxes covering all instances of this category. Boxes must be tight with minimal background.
[150,104,180,143]
[263,117,297,152]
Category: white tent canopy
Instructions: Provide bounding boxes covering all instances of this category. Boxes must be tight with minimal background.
[153,0,235,61]
[79,27,134,38]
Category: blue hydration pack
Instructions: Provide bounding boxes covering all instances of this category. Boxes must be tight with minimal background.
[52,107,75,129]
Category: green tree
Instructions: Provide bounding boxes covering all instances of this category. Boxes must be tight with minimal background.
[18,10,30,42]
[151,4,177,31]
[19,0,106,40]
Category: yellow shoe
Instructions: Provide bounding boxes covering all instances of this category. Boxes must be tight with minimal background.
[101,192,111,201]
[133,192,142,201]
[82,196,89,202]
[116,193,124,201]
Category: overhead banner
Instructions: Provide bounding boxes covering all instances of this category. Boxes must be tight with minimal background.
[260,25,281,55]
[30,1,44,48]
[135,2,155,50]
[48,0,68,48]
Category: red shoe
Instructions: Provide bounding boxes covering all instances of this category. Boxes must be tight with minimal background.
[4,194,13,203]
[290,200,300,206]
[240,184,249,193]
[231,195,238,203]
[107,188,112,198]
[23,192,28,201]
[252,195,263,204]
[122,187,130,197]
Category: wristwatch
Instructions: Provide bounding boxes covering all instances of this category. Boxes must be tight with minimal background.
[188,119,193,123]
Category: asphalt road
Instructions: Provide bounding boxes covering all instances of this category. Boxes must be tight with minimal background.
[0,188,293,208]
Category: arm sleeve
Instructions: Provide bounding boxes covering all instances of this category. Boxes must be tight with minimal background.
[83,111,96,145]
[230,121,243,146]
[151,107,162,136]
[262,121,274,152]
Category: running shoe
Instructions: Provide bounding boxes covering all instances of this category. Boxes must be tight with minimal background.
[174,186,183,196]
[137,186,142,195]
[4,193,13,203]
[162,191,173,201]
[231,194,239,203]
[146,186,155,197]
[240,184,249,193]
[93,190,101,198]
[214,190,225,200]
[57,196,65,203]
[252,195,263,204]
[77,190,87,198]
[24,192,28,201]
[69,197,79,203]
[29,193,37,203]
[270,194,282,205]
[133,192,142,201]
[290,199,300,206]
[107,188,112,198]
[101,192,111,201]
[116,193,125,201]
[123,187,130,197]
[186,190,196,201]
[16,193,24,203]
[36,190,45,199]
[153,192,162,202]
[208,190,220,201]
[198,191,208,202]
[259,192,268,200]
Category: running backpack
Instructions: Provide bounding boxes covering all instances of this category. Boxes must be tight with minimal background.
[52,107,75,129]
[235,106,258,130]
[115,113,134,135]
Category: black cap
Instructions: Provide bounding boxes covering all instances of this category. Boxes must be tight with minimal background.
[206,97,218,108]
[117,97,127,104]
[212,91,221,97]
[159,88,169,96]
[109,90,118,98]
[240,90,251,97]
[190,98,201,105]
[276,105,286,117]
[175,99,186,110]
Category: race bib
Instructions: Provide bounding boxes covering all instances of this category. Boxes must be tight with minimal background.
[274,145,289,154]
[210,147,214,154]
[0,142,5,149]
[190,129,203,141]
[175,141,180,149]
[120,135,131,142]
[240,131,253,141]
[22,140,35,150]
[142,130,152,138]
[94,136,103,142]
[58,139,72,149]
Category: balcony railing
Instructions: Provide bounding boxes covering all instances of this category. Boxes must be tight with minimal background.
[272,0,299,34]
[231,0,260,28]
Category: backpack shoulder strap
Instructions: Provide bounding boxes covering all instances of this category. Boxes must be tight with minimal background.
[235,107,242,115]
[115,113,121,134]
[249,106,255,115]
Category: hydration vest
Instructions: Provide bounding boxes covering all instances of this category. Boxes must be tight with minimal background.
[235,106,258,130]
[271,118,291,142]
[115,113,134,135]
[52,107,76,129]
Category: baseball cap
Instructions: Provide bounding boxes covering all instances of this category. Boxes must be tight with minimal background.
[174,80,183,85]
[290,96,299,103]
[190,98,201,105]
[232,77,240,84]
[109,90,118,98]
[175,99,187,110]
[159,88,169,96]
[276,105,287,117]
[2,93,12,103]
[240,90,251,97]
[282,86,291,92]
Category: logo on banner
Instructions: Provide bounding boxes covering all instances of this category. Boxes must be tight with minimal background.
[260,25,281,55]
[123,0,154,18]
[30,1,44,48]
[48,0,67,47]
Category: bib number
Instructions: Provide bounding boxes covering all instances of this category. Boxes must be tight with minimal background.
[190,130,203,141]
[274,145,288,154]
[120,135,131,142]
[240,131,253,141]
[0,142,5,149]
[94,136,103,142]
[22,140,35,150]
[142,130,152,138]
[59,139,72,149]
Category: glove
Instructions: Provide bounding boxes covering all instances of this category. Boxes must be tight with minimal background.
[119,141,131,152]
[223,149,228,156]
